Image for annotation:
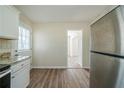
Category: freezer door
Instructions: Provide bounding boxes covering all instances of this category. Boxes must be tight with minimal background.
[90,53,124,88]
[91,6,124,55]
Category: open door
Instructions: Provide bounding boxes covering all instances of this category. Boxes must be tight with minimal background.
[68,30,83,68]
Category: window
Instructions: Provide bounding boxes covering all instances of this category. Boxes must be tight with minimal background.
[18,23,31,50]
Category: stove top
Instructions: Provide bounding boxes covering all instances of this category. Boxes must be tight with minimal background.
[0,64,8,68]
[0,64,10,72]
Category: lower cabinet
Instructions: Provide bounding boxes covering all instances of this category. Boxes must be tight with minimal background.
[11,58,30,88]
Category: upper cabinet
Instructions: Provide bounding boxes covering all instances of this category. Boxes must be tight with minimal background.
[0,6,20,39]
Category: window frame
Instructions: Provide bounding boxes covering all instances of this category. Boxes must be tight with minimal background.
[18,22,32,51]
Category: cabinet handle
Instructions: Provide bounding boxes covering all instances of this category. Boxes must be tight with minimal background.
[12,76,15,79]
[15,54,19,56]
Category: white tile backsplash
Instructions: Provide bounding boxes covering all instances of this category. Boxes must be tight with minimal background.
[0,39,17,53]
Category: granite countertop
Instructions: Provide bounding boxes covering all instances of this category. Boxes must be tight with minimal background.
[0,56,31,65]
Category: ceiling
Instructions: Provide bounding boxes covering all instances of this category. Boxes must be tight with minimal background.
[15,5,111,23]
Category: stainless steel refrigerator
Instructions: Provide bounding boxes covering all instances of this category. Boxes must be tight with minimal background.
[90,6,124,88]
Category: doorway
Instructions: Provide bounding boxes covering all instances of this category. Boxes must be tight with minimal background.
[68,30,83,68]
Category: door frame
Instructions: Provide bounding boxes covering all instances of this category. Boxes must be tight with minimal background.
[67,30,83,68]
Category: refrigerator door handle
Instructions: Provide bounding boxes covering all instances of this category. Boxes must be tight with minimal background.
[91,50,124,59]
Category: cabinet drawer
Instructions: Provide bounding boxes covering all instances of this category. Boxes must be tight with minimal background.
[11,59,30,74]
[11,61,24,74]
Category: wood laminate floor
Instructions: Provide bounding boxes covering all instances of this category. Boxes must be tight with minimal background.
[28,69,89,88]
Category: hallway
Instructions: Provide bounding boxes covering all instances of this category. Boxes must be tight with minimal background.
[68,56,82,68]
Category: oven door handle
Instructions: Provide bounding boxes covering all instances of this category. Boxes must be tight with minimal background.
[0,70,11,78]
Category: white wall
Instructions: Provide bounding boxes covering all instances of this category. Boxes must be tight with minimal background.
[32,22,90,68]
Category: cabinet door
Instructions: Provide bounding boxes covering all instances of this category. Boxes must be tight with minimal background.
[23,59,30,87]
[24,64,30,87]
[0,6,19,39]
[11,67,25,88]
[11,64,30,88]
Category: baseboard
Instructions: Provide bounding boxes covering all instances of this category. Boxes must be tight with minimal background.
[32,66,90,69]
[32,66,67,69]
[83,66,90,69]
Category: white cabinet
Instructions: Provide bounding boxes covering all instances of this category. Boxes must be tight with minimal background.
[11,58,30,88]
[0,6,19,39]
